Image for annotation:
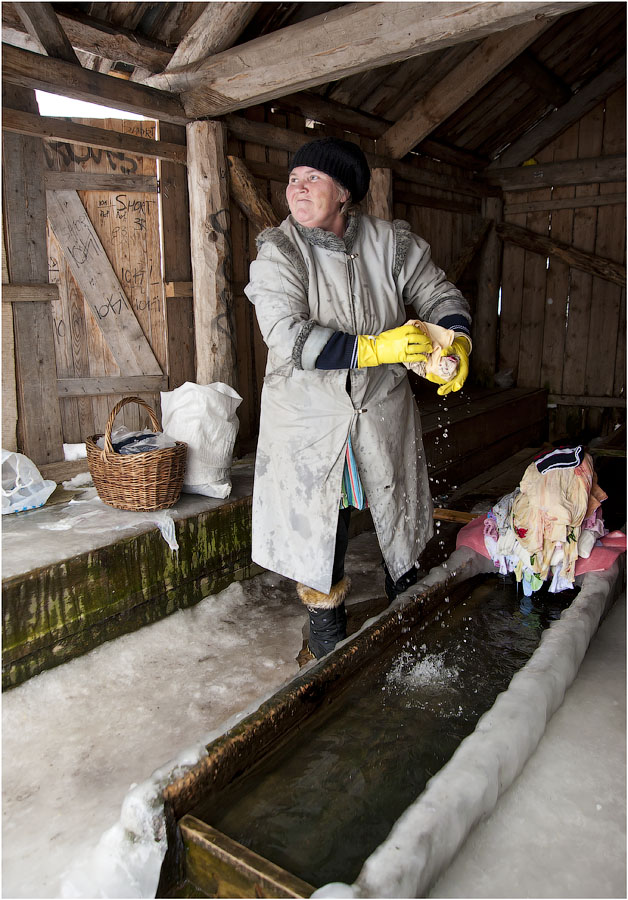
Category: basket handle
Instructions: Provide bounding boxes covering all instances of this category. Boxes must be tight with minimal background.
[102,396,162,457]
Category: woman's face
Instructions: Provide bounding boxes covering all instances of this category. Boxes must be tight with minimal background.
[286,166,349,232]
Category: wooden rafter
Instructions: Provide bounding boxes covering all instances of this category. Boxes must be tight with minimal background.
[2,2,172,72]
[1,43,189,124]
[166,1,589,117]
[222,114,493,199]
[490,53,626,167]
[14,1,80,64]
[148,2,262,83]
[515,51,573,107]
[377,17,552,160]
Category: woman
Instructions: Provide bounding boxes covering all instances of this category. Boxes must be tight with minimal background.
[245,137,471,659]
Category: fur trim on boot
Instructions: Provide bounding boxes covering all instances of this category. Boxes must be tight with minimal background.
[297,575,351,609]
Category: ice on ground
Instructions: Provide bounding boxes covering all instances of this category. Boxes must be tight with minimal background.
[2,533,386,899]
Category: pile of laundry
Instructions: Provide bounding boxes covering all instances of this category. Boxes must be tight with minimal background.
[457,446,625,596]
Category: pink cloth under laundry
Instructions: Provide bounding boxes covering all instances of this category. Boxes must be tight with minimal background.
[456,514,626,576]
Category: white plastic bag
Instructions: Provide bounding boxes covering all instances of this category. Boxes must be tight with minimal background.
[160,382,243,499]
[2,449,56,515]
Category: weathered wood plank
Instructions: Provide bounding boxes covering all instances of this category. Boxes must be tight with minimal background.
[176,2,586,116]
[2,283,59,302]
[44,171,158,192]
[57,375,168,396]
[548,394,626,407]
[180,816,314,900]
[446,216,491,284]
[2,43,189,124]
[165,282,193,298]
[187,120,237,387]
[584,87,626,432]
[230,133,255,444]
[498,202,527,381]
[46,189,163,375]
[2,234,18,450]
[14,1,81,63]
[559,101,603,436]
[378,17,550,159]
[517,180,551,389]
[2,3,173,73]
[491,54,626,167]
[484,155,625,190]
[227,155,279,233]
[471,203,502,383]
[367,167,393,220]
[496,220,625,286]
[245,109,273,412]
[3,84,64,464]
[159,121,195,393]
[515,51,572,107]
[223,115,492,199]
[3,108,187,164]
[539,125,577,402]
[504,192,624,214]
[149,2,261,80]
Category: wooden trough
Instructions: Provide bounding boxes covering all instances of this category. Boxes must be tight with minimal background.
[156,564,478,898]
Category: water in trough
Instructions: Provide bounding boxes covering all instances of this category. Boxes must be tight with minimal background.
[189,574,577,889]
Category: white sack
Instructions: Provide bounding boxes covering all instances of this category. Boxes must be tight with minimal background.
[160,382,242,499]
[2,449,56,514]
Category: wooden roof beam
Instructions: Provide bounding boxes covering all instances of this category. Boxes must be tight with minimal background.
[13,1,80,64]
[1,43,190,125]
[489,53,626,167]
[377,17,553,160]
[270,92,489,169]
[169,1,590,118]
[515,51,573,107]
[148,2,262,83]
[2,3,173,73]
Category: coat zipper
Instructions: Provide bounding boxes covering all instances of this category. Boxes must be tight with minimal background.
[345,252,359,335]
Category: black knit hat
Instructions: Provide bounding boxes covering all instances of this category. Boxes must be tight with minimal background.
[290,137,371,203]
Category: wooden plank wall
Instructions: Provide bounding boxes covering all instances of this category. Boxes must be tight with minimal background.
[500,86,626,441]
[45,119,167,439]
[228,108,481,446]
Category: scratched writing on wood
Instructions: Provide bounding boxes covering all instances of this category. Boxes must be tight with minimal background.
[46,118,168,435]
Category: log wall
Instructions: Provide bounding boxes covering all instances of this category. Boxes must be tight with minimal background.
[499,86,626,440]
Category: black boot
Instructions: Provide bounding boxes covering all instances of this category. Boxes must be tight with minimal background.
[297,576,351,659]
[383,562,420,603]
[306,602,348,659]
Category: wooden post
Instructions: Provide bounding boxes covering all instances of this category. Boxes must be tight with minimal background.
[159,121,195,391]
[1,237,18,451]
[186,120,237,387]
[3,84,64,464]
[367,167,393,220]
[473,196,503,386]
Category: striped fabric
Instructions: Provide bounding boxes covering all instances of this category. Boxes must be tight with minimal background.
[340,434,367,510]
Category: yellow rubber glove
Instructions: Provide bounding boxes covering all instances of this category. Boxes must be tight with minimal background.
[425,335,470,395]
[357,324,433,368]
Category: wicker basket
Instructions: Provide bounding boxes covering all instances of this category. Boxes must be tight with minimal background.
[86,396,187,511]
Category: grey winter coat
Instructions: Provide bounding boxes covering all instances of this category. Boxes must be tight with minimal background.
[245,212,471,593]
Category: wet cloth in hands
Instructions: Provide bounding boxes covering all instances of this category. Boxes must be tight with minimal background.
[402,319,458,380]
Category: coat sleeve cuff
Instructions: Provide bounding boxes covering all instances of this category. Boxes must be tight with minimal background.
[293,320,335,370]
